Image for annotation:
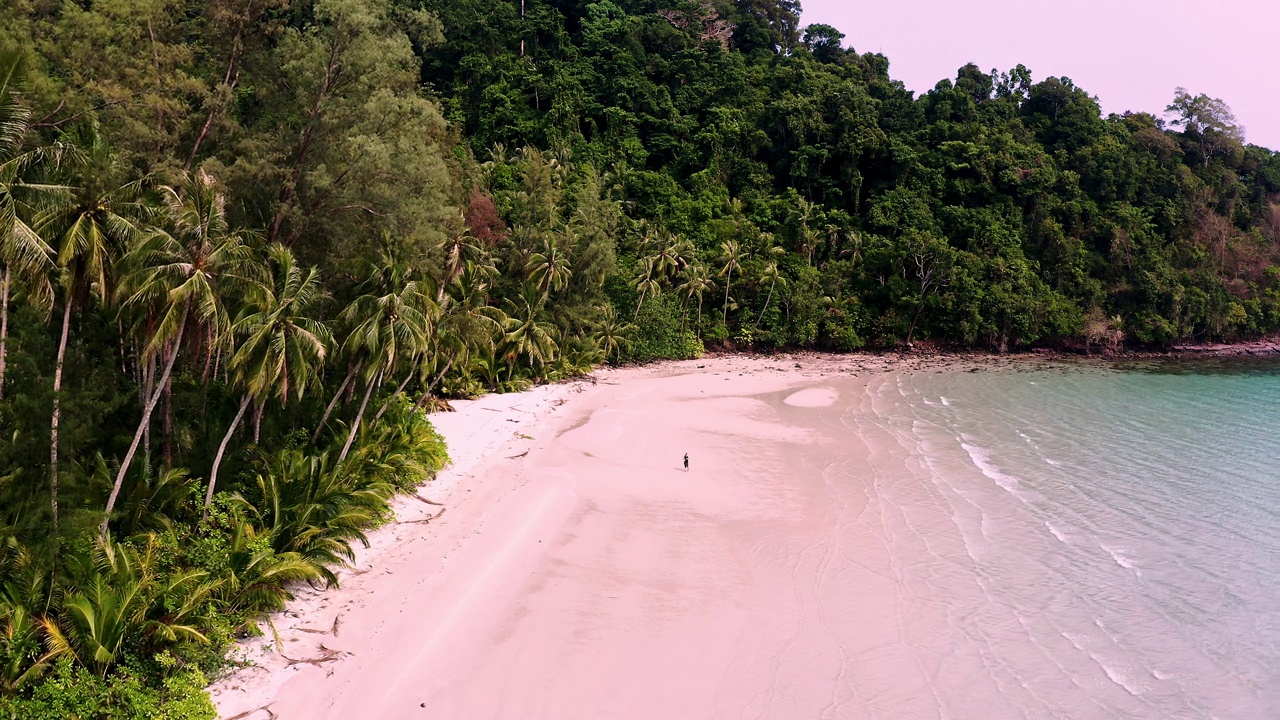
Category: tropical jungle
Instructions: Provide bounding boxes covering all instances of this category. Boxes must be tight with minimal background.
[0,0,1277,716]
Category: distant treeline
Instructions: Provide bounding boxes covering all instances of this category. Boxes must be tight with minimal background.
[0,0,1278,716]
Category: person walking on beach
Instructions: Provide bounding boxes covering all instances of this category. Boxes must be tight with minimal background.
[683,453,689,472]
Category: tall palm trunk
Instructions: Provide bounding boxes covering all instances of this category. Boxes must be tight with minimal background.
[721,268,733,326]
[312,361,359,443]
[633,287,647,321]
[415,355,456,410]
[0,267,8,399]
[204,394,251,517]
[251,400,265,444]
[756,276,777,328]
[338,372,378,464]
[374,365,417,424]
[103,309,189,533]
[50,298,72,526]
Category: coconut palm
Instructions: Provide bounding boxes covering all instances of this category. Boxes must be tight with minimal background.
[676,262,715,335]
[40,125,141,526]
[753,236,786,329]
[632,257,661,320]
[592,306,633,363]
[755,260,786,328]
[436,230,486,293]
[502,287,559,374]
[334,250,435,463]
[639,225,691,282]
[525,236,572,298]
[717,240,745,327]
[104,169,253,531]
[0,49,65,399]
[408,270,504,410]
[206,244,329,514]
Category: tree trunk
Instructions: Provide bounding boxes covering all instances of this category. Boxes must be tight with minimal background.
[162,375,173,466]
[756,276,776,328]
[722,268,733,326]
[633,287,647,321]
[50,299,72,527]
[0,267,8,400]
[904,294,928,346]
[374,367,417,424]
[142,354,154,460]
[414,355,456,410]
[338,373,378,464]
[251,399,265,444]
[312,361,359,443]
[204,394,251,517]
[103,309,189,534]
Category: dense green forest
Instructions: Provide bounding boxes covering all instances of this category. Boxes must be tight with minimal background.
[0,0,1278,715]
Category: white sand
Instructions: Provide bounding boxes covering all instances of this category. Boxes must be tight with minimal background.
[210,352,981,719]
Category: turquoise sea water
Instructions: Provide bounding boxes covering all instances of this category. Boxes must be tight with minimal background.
[839,360,1279,718]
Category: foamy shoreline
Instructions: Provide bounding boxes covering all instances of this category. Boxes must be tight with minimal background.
[208,351,1041,719]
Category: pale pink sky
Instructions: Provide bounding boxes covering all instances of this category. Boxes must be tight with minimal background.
[801,0,1280,151]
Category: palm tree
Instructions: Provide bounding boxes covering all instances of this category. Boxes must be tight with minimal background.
[436,231,485,293]
[40,125,140,526]
[676,262,715,335]
[334,251,434,463]
[753,235,786,329]
[640,224,691,280]
[592,306,633,363]
[408,266,504,411]
[525,236,572,298]
[755,261,786,328]
[206,244,329,514]
[502,287,559,374]
[0,49,64,399]
[717,240,745,327]
[104,169,253,531]
[632,258,661,320]
[792,196,819,266]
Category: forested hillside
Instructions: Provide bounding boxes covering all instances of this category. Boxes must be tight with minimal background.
[0,0,1278,715]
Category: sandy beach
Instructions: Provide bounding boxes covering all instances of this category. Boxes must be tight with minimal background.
[210,352,1003,720]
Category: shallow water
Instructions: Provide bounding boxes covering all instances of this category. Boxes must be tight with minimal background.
[820,361,1279,718]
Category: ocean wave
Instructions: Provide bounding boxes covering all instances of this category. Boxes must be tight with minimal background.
[1100,542,1137,570]
[959,439,1036,505]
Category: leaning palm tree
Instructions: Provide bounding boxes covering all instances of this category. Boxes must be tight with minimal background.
[205,244,329,515]
[717,240,745,328]
[104,169,253,531]
[334,250,435,463]
[753,236,786,329]
[40,125,141,526]
[632,258,662,320]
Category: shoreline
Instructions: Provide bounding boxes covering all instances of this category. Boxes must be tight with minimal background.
[208,351,961,718]
[208,349,1272,719]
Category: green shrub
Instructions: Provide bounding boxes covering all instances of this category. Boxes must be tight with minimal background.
[627,294,703,362]
[0,660,215,720]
